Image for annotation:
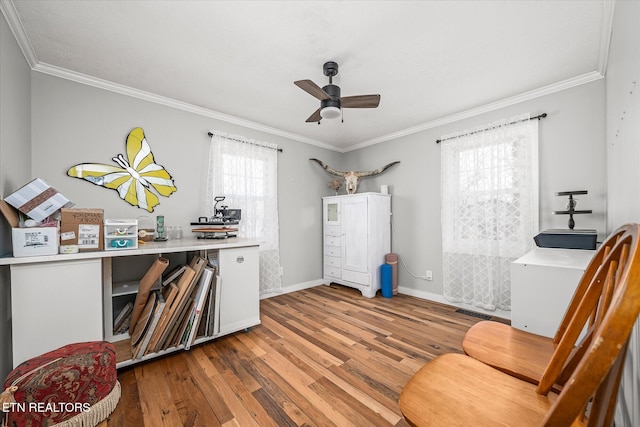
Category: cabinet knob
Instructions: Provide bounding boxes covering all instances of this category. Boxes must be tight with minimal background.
[236,256,245,263]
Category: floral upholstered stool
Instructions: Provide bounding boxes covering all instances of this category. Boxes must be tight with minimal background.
[1,341,120,427]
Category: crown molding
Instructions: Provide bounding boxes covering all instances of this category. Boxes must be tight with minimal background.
[3,0,613,155]
[0,0,38,67]
[33,62,336,151]
[597,0,616,76]
[344,71,605,152]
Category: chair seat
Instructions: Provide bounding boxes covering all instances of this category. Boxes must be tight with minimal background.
[399,353,558,427]
[3,341,120,427]
[462,320,557,386]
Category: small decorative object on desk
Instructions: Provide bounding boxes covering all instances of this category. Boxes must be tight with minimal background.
[553,190,592,230]
[154,215,167,241]
[137,216,155,242]
[328,179,342,195]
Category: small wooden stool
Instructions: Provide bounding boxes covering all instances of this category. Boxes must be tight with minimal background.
[2,341,120,427]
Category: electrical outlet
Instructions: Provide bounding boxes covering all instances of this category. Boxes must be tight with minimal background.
[425,270,433,281]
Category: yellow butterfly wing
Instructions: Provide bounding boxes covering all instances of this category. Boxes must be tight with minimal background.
[67,127,176,212]
[66,163,161,212]
[126,127,177,197]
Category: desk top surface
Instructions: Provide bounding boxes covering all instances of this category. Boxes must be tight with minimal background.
[0,237,260,266]
[512,247,596,270]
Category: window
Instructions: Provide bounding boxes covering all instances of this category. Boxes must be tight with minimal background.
[440,114,538,310]
[207,132,282,295]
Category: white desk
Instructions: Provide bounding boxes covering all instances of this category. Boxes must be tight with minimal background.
[511,247,595,338]
[1,238,260,368]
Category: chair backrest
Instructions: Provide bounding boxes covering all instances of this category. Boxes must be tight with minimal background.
[553,226,627,344]
[540,224,633,390]
[541,223,640,426]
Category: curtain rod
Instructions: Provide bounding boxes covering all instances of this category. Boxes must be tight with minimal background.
[207,132,283,152]
[435,113,547,144]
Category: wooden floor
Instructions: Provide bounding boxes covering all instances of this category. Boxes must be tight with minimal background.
[103,284,503,426]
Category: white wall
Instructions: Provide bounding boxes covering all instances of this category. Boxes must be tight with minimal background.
[346,80,606,301]
[605,2,640,426]
[606,1,640,232]
[29,72,342,291]
[0,11,31,382]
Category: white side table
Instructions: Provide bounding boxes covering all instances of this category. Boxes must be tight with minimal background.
[511,247,595,338]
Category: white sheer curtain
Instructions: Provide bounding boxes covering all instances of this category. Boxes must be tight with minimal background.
[440,114,538,311]
[206,131,282,296]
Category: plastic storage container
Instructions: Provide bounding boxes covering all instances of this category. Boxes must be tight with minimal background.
[104,219,138,251]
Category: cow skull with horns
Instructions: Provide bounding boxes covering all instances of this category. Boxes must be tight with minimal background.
[310,158,400,194]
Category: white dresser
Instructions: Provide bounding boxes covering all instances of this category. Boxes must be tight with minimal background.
[323,193,391,298]
[511,247,595,338]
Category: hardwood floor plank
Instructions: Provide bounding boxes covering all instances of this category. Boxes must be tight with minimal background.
[309,376,395,427]
[134,359,185,426]
[108,285,493,426]
[245,357,333,426]
[181,349,234,424]
[168,352,222,426]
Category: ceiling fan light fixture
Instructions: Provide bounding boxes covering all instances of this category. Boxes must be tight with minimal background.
[320,106,341,119]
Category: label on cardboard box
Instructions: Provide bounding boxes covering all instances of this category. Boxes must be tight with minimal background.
[12,227,59,257]
[61,208,103,224]
[78,224,100,248]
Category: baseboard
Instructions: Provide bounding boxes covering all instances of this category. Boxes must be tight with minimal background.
[260,279,325,300]
[397,286,511,320]
[264,281,511,321]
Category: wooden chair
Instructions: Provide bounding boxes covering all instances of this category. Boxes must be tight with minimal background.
[398,223,640,426]
[461,224,631,390]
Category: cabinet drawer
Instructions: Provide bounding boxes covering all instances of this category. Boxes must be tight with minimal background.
[343,269,370,286]
[324,265,341,279]
[324,226,342,237]
[324,236,342,247]
[324,256,342,268]
[324,245,342,258]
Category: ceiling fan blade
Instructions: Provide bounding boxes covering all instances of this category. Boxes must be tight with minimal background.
[341,94,381,108]
[294,80,331,100]
[305,108,322,123]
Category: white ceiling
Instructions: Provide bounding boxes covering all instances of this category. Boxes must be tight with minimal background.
[3,1,613,152]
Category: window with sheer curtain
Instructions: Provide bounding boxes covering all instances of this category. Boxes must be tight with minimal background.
[206,131,282,296]
[440,114,538,311]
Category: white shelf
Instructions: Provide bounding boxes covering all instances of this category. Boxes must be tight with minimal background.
[0,237,260,265]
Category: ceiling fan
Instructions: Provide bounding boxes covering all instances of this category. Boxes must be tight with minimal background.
[294,61,381,123]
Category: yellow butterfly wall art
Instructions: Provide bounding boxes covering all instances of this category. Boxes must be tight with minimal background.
[67,127,177,212]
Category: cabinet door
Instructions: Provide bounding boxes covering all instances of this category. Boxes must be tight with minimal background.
[218,246,260,336]
[342,196,368,274]
[11,259,103,367]
[323,198,341,227]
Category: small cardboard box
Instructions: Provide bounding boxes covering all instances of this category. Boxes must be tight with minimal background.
[12,227,59,257]
[60,208,104,251]
[5,178,73,222]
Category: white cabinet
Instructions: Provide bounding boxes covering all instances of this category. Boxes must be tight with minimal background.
[217,246,260,336]
[1,238,260,368]
[511,248,595,338]
[323,193,391,298]
[10,259,103,367]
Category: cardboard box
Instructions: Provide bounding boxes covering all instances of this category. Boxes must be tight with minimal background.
[5,178,73,222]
[12,227,59,257]
[60,208,104,251]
